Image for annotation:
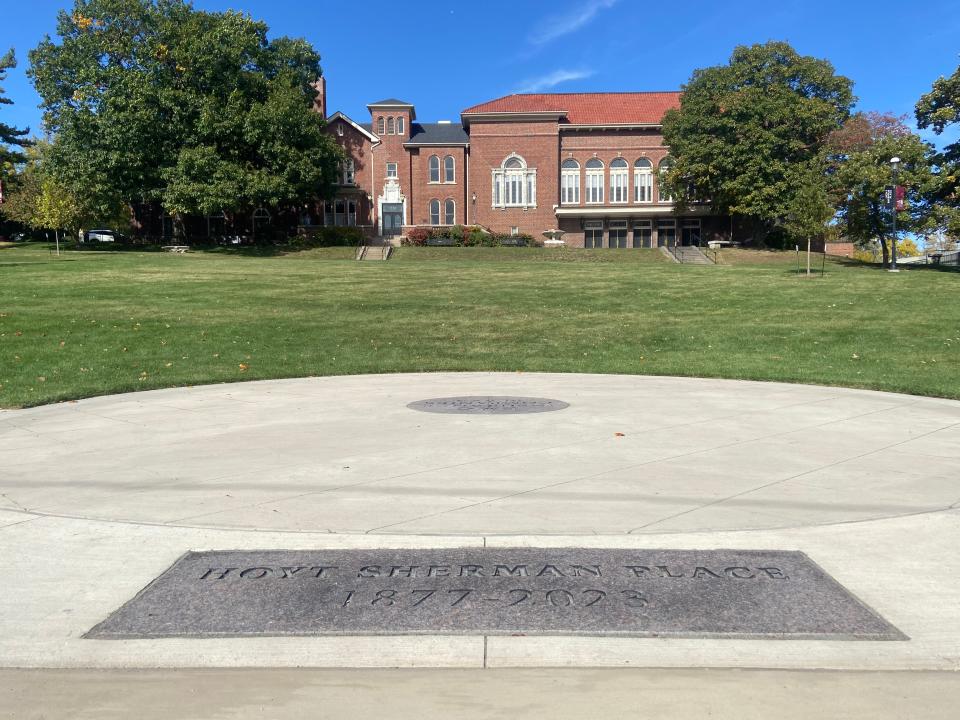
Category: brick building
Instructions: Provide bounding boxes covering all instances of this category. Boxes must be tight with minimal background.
[320,82,732,248]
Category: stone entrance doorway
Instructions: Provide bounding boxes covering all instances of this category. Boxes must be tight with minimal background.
[382,203,403,237]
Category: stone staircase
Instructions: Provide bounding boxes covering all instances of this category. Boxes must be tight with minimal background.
[356,245,392,261]
[663,245,714,265]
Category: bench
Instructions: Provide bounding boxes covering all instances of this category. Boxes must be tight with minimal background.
[162,245,190,254]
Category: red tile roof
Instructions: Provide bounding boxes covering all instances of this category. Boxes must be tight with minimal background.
[462,92,681,125]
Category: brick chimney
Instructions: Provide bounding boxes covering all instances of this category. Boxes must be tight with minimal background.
[312,76,327,117]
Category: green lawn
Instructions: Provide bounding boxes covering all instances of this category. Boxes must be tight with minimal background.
[1,242,957,408]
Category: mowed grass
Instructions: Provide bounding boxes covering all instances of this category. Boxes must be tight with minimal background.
[0,242,957,407]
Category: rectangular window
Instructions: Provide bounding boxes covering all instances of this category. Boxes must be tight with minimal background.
[561,172,580,204]
[510,226,519,236]
[657,219,676,247]
[608,220,628,248]
[632,220,652,248]
[635,173,653,203]
[610,173,628,204]
[334,199,346,227]
[337,124,344,136]
[586,173,604,204]
[492,168,537,208]
[386,162,398,178]
[348,200,357,227]
[584,220,603,249]
[681,218,702,246]
[323,201,334,227]
[341,159,355,185]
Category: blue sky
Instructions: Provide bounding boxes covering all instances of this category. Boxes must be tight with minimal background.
[1,0,959,148]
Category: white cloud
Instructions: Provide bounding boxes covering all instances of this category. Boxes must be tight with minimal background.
[529,0,619,46]
[515,68,593,93]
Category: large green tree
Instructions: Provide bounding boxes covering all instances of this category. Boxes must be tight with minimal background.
[28,0,340,227]
[0,49,31,178]
[916,63,960,238]
[661,41,854,244]
[824,112,938,267]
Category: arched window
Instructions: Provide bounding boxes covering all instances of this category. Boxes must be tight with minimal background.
[396,116,404,135]
[658,158,674,203]
[429,199,441,225]
[387,117,395,135]
[377,116,385,135]
[585,159,604,204]
[444,199,455,225]
[610,158,628,203]
[634,158,653,203]
[429,155,440,183]
[560,159,580,205]
[492,154,537,208]
[444,155,455,183]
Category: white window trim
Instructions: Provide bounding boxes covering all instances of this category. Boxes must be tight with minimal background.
[429,155,440,184]
[585,168,604,204]
[491,153,537,209]
[444,198,455,225]
[429,199,441,226]
[610,161,629,205]
[444,155,455,184]
[634,162,653,203]
[561,162,580,205]
[386,162,398,179]
[396,116,404,135]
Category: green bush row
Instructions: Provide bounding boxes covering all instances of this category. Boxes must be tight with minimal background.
[287,226,366,248]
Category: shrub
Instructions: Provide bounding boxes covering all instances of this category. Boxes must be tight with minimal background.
[402,227,429,246]
[290,226,364,248]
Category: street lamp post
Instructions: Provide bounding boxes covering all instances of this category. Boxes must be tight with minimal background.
[889,156,900,272]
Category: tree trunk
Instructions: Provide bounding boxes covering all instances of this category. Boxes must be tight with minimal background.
[879,236,889,268]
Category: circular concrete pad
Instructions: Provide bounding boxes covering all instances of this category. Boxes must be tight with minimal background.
[1,373,958,535]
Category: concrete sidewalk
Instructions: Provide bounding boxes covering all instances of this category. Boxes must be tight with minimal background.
[4,668,959,720]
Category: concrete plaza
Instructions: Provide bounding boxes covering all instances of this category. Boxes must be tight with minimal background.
[1,373,958,715]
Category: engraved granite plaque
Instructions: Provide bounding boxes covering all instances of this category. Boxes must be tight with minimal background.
[407,396,569,414]
[86,549,906,640]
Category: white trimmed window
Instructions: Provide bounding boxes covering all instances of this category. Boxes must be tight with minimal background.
[396,116,404,135]
[387,117,395,135]
[492,154,537,208]
[610,158,628,203]
[444,199,455,225]
[444,155,455,183]
[429,199,440,225]
[658,158,674,203]
[634,158,653,203]
[377,116,385,135]
[386,162,397,179]
[560,159,580,204]
[585,158,604,204]
[429,155,440,183]
[340,158,355,185]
